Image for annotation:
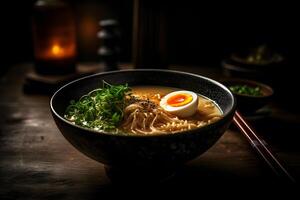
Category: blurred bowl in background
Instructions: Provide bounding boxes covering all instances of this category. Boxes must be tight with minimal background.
[221,78,274,114]
[222,45,285,85]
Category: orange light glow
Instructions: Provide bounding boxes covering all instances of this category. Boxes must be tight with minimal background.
[36,41,75,60]
[51,44,63,56]
[167,94,193,107]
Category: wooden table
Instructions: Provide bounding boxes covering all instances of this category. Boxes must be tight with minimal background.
[1,63,299,198]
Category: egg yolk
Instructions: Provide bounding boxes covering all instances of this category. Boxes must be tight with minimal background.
[167,93,193,107]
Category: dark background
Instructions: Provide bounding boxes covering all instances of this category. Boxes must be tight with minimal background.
[1,0,299,75]
[1,1,300,193]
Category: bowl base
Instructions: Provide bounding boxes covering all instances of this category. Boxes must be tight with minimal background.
[104,165,179,184]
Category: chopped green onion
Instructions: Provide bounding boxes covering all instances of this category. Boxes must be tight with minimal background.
[229,85,262,96]
[64,81,131,132]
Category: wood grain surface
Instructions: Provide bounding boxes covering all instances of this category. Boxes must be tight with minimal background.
[1,64,299,198]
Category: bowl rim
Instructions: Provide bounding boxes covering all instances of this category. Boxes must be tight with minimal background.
[50,69,236,138]
[221,78,274,98]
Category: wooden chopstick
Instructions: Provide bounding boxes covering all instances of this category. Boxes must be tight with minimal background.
[233,111,295,182]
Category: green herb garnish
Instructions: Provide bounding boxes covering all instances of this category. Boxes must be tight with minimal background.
[229,85,262,96]
[64,81,131,132]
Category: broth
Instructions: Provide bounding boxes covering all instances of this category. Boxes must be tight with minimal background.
[120,86,222,134]
[65,84,223,135]
[131,86,222,120]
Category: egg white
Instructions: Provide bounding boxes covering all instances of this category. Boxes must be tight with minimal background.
[159,90,199,118]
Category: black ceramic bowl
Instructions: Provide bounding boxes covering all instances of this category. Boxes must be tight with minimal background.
[221,78,273,113]
[222,51,284,84]
[50,70,236,174]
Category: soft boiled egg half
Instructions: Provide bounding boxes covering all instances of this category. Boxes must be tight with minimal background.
[160,90,198,118]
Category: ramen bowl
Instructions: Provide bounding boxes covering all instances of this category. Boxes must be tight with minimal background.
[50,70,236,179]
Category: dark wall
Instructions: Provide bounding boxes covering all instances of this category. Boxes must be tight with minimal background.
[166,1,299,66]
[1,0,298,75]
[1,0,35,70]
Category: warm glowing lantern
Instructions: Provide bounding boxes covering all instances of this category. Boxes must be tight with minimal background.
[32,0,76,75]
